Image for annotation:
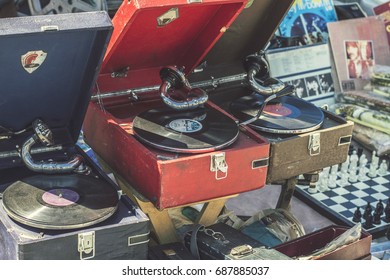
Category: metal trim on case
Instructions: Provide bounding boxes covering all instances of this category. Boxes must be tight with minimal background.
[338,135,352,146]
[252,158,269,169]
[128,231,150,247]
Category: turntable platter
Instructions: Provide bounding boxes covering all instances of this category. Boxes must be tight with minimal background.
[2,174,119,230]
[133,107,239,153]
[230,94,324,134]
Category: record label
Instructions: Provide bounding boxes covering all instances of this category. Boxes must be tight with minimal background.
[133,107,239,153]
[42,189,80,207]
[168,119,202,133]
[264,104,293,117]
[230,94,324,134]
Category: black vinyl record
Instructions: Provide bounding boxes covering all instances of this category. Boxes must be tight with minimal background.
[230,94,324,134]
[2,174,119,230]
[133,107,239,153]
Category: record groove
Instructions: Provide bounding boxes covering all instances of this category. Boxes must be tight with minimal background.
[133,107,239,153]
[230,94,324,134]
[2,174,119,230]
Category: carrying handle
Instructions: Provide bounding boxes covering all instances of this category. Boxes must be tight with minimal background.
[159,66,208,110]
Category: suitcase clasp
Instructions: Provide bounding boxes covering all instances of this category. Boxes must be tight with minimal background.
[210,152,228,180]
[308,133,320,156]
[78,231,95,260]
[231,245,253,257]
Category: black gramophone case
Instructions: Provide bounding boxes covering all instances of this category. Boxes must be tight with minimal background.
[189,0,354,184]
[0,12,149,260]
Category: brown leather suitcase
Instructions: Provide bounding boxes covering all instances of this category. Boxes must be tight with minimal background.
[273,225,372,260]
[188,0,354,186]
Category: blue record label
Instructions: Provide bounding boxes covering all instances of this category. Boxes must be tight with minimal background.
[168,119,202,133]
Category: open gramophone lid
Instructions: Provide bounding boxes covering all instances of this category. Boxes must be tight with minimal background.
[230,94,324,134]
[2,174,119,230]
[133,106,239,153]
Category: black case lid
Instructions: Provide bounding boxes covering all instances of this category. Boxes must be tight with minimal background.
[0,12,112,151]
[195,0,294,71]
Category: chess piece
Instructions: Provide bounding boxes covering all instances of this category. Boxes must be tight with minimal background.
[376,199,384,216]
[385,199,390,222]
[352,207,362,223]
[348,151,358,183]
[349,165,358,183]
[308,182,318,194]
[363,202,372,219]
[318,167,330,192]
[368,151,379,177]
[349,150,359,170]
[364,212,373,228]
[358,154,367,168]
[328,165,338,188]
[339,171,349,187]
[358,163,367,181]
[378,160,388,176]
[341,156,350,174]
[373,209,382,225]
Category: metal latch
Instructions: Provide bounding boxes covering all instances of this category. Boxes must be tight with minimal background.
[230,245,253,257]
[308,133,320,156]
[78,231,95,260]
[210,152,228,180]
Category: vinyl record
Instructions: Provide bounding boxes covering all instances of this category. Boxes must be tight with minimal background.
[230,94,324,134]
[2,174,119,230]
[133,107,239,153]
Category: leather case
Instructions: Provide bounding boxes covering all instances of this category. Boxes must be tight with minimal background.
[273,225,372,260]
[184,223,291,260]
[189,0,354,184]
[83,0,272,210]
[0,12,150,260]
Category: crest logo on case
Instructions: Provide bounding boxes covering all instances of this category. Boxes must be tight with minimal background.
[21,50,47,73]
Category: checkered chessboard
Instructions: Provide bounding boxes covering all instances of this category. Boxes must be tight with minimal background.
[295,168,390,237]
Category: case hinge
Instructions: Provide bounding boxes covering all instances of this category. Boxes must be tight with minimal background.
[78,231,95,260]
[308,133,320,156]
[210,152,228,180]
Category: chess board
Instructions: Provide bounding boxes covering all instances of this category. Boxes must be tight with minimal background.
[295,169,390,238]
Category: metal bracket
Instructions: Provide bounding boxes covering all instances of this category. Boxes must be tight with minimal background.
[157,8,179,27]
[210,152,228,180]
[338,135,352,146]
[308,133,320,156]
[111,67,130,78]
[78,231,95,260]
[128,232,150,247]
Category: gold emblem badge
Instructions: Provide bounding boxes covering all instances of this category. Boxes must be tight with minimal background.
[21,50,47,74]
